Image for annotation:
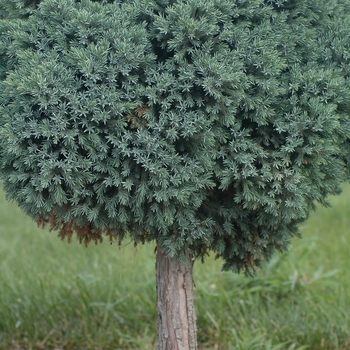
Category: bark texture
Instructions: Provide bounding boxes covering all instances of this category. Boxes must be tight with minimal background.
[156,244,198,350]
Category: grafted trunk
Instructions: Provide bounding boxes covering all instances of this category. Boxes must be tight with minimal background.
[156,243,198,350]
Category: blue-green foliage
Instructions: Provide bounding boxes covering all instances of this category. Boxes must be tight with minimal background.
[0,0,40,20]
[0,0,349,273]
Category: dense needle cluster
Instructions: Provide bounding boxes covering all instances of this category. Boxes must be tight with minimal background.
[1,0,350,273]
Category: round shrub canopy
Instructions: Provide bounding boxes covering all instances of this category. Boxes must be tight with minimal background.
[1,0,350,273]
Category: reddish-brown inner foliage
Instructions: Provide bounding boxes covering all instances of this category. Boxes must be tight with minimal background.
[35,213,114,246]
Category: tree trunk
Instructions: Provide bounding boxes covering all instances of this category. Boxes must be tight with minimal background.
[156,243,198,350]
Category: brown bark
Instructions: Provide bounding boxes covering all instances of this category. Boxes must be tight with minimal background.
[156,243,198,350]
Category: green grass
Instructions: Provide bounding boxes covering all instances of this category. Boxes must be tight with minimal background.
[1,185,350,349]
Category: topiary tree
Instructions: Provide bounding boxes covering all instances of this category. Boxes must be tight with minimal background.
[1,0,350,348]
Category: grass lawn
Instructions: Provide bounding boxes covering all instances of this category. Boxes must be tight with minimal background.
[0,185,350,349]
